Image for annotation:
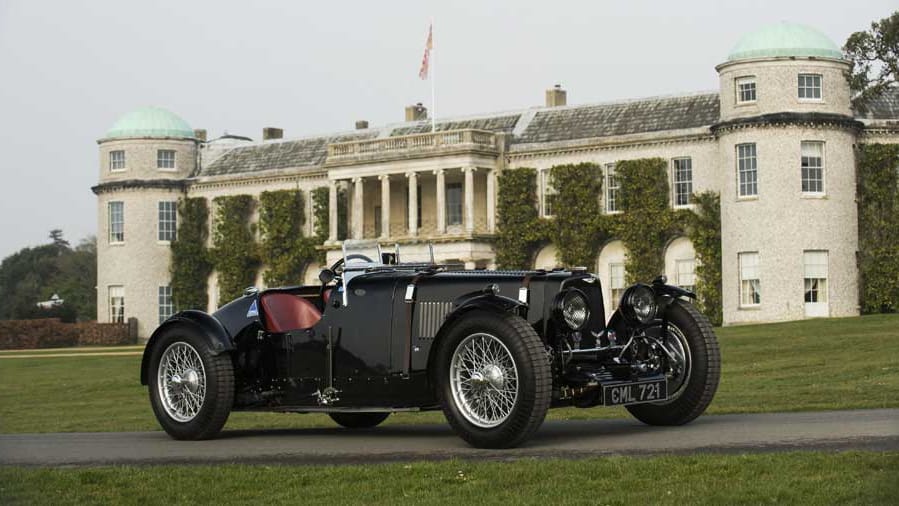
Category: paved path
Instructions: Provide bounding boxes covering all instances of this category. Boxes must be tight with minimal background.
[2,409,896,466]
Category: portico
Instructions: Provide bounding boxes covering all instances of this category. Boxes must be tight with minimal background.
[324,130,500,260]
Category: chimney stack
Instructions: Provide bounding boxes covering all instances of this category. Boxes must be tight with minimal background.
[545,84,567,107]
[355,120,369,130]
[193,129,207,142]
[405,103,428,122]
[262,127,283,141]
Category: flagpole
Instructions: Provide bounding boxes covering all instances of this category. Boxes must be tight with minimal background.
[430,17,436,133]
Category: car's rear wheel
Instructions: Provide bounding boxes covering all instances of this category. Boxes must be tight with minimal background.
[626,299,720,426]
[148,325,234,440]
[435,310,551,449]
[329,412,390,429]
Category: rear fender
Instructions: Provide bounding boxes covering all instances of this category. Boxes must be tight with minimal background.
[139,310,235,385]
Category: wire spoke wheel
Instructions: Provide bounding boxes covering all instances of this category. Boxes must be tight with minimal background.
[626,299,720,426]
[658,323,693,403]
[157,342,207,422]
[450,333,519,428]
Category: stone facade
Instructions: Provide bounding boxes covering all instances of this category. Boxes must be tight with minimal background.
[94,24,899,337]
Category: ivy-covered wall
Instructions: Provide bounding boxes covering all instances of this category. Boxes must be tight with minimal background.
[685,192,722,325]
[549,163,606,267]
[857,143,899,313]
[496,159,723,325]
[169,197,212,311]
[495,168,544,269]
[210,195,259,305]
[258,189,317,287]
[615,158,680,285]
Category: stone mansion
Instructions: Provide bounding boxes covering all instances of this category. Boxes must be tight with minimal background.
[94,22,899,337]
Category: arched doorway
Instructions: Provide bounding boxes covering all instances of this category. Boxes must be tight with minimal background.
[534,244,560,270]
[596,240,628,320]
[664,237,696,292]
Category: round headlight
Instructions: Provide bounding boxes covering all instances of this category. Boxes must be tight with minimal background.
[558,289,590,330]
[622,284,658,324]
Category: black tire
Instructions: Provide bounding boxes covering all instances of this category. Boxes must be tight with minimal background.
[148,325,234,440]
[434,310,551,449]
[329,412,390,429]
[626,299,720,426]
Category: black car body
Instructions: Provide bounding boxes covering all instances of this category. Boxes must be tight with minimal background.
[142,243,720,448]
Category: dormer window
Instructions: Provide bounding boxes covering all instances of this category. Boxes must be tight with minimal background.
[157,150,176,170]
[109,150,126,171]
[736,76,756,103]
[798,74,822,100]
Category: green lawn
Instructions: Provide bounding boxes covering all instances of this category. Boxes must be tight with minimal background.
[1,314,897,433]
[1,452,896,505]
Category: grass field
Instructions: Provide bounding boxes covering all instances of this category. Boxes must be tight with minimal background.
[1,451,896,505]
[1,314,897,433]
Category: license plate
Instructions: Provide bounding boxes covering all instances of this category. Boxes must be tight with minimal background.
[602,379,668,406]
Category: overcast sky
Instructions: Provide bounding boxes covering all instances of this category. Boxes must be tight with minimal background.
[0,0,894,258]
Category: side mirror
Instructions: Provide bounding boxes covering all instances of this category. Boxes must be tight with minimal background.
[319,268,335,284]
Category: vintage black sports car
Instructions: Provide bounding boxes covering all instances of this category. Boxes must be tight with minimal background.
[141,242,720,448]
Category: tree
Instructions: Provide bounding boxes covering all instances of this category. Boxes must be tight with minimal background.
[844,11,899,110]
[49,229,69,248]
[0,231,96,321]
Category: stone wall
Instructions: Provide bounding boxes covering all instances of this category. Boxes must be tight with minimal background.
[0,318,137,350]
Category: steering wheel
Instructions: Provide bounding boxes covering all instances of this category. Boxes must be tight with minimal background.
[319,254,374,307]
[328,253,374,277]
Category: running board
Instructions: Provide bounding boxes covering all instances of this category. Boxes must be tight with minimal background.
[252,406,429,414]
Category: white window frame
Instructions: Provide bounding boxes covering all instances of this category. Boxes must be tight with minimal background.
[736,143,758,198]
[800,141,825,196]
[609,262,625,309]
[158,201,177,242]
[108,201,124,244]
[157,149,177,171]
[803,250,828,304]
[798,73,823,101]
[541,170,556,218]
[672,157,693,208]
[736,76,757,104]
[675,258,696,292]
[109,150,126,172]
[738,252,761,308]
[158,285,174,324]
[109,285,125,323]
[605,163,620,214]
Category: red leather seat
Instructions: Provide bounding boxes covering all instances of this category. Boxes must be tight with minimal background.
[259,293,322,333]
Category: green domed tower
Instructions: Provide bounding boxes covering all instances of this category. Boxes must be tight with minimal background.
[714,22,860,324]
[94,107,198,337]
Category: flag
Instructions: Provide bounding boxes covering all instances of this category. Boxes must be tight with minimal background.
[419,24,433,80]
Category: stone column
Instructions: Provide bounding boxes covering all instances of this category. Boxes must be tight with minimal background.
[486,169,496,233]
[463,167,475,234]
[352,177,364,239]
[406,172,418,237]
[435,169,446,234]
[379,174,390,239]
[328,179,338,242]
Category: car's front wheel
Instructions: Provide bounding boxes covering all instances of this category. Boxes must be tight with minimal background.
[148,325,234,440]
[626,299,720,425]
[435,310,551,449]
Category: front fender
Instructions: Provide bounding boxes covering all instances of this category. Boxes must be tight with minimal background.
[139,310,235,385]
[451,290,527,318]
[423,291,529,381]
